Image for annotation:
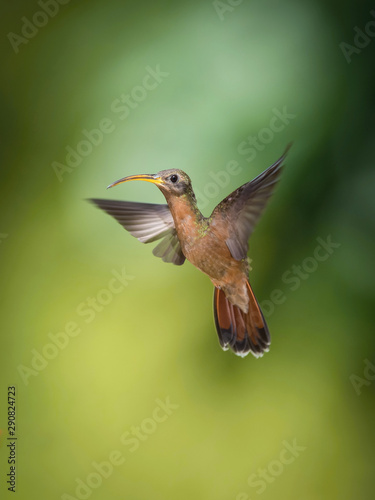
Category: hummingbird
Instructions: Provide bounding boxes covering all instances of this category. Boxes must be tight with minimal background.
[90,145,290,358]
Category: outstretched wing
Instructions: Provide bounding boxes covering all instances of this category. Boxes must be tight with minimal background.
[211,145,290,261]
[89,199,186,266]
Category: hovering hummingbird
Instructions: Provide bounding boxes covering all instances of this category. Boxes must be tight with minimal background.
[90,145,290,358]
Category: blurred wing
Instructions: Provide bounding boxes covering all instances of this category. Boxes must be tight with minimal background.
[211,145,290,261]
[152,231,186,266]
[89,199,186,266]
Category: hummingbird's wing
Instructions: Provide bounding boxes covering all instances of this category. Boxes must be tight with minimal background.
[89,199,186,265]
[211,146,289,261]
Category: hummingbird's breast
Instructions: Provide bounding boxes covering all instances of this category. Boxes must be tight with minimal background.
[166,194,248,302]
[168,197,250,311]
[185,227,250,311]
[167,197,242,277]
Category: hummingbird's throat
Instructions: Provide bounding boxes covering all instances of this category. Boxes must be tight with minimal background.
[165,190,203,229]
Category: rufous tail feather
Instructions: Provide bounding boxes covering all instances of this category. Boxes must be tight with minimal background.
[213,282,270,358]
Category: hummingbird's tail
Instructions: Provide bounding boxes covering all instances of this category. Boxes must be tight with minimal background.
[213,282,270,358]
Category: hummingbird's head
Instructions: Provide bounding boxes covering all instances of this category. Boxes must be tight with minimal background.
[107,169,194,198]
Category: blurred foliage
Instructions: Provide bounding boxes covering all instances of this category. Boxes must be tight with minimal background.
[0,1,374,499]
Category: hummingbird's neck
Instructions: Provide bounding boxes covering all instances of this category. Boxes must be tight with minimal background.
[163,189,205,235]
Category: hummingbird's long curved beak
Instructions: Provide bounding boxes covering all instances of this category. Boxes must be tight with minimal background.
[107,174,163,190]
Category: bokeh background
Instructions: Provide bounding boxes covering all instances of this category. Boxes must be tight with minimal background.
[1,0,374,499]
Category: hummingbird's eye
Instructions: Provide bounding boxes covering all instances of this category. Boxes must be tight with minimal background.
[170,174,179,183]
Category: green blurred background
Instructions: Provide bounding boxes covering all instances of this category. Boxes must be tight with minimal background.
[1,0,374,498]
